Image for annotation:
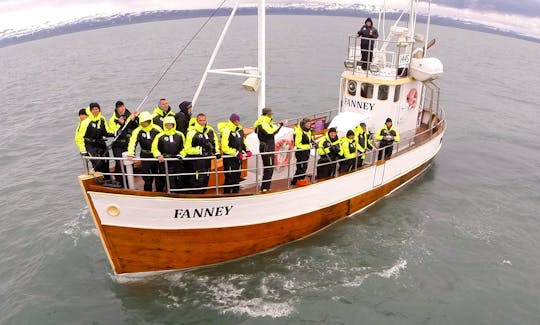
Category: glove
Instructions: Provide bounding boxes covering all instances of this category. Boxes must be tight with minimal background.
[237,152,244,160]
[215,153,221,159]
[201,146,210,156]
[330,145,340,154]
[176,154,183,161]
[246,151,253,158]
[80,151,89,157]
[323,141,331,149]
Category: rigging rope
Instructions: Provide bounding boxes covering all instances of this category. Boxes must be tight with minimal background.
[132,0,229,112]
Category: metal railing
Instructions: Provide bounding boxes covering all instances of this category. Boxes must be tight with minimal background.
[81,112,445,195]
[344,35,415,79]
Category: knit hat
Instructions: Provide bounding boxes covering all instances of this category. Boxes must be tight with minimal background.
[229,113,240,122]
[346,130,355,137]
[89,102,100,110]
[328,127,337,133]
[178,101,192,113]
[385,118,392,123]
[78,108,88,116]
[360,122,366,128]
[262,107,272,115]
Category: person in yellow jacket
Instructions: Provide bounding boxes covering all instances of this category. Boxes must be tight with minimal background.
[184,113,220,194]
[316,127,341,179]
[353,122,374,166]
[338,130,365,173]
[75,102,115,180]
[151,98,175,129]
[151,116,186,192]
[218,113,252,194]
[253,108,286,192]
[291,118,313,185]
[127,111,163,191]
[375,118,400,160]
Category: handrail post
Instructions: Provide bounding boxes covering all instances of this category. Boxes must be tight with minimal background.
[164,159,171,193]
[214,156,220,195]
[287,149,292,189]
[255,153,260,193]
[311,148,317,184]
[120,158,127,189]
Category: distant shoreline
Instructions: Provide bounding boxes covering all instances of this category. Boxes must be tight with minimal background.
[1,7,538,48]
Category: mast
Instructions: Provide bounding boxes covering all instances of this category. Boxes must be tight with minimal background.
[257,0,266,116]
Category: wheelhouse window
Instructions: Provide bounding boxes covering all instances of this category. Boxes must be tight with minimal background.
[347,80,357,96]
[360,83,373,98]
[378,85,389,100]
[394,84,401,102]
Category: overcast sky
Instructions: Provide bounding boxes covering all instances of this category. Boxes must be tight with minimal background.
[1,0,539,38]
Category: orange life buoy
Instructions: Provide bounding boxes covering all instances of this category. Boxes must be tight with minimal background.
[274,138,294,166]
[407,88,418,107]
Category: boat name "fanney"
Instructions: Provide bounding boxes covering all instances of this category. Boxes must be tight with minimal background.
[343,97,374,110]
[174,206,233,218]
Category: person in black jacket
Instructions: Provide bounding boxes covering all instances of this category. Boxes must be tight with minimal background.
[175,101,192,136]
[253,108,285,192]
[109,100,139,186]
[75,102,115,180]
[357,17,379,70]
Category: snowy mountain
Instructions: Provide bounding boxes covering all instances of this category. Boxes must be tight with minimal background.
[1,2,538,48]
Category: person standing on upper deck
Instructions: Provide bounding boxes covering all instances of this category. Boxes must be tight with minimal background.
[375,118,400,160]
[357,17,379,71]
[253,108,286,193]
[152,98,175,129]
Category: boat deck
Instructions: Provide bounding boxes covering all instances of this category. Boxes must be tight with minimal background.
[83,120,444,198]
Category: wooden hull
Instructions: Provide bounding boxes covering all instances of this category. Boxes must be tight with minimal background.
[79,129,443,275]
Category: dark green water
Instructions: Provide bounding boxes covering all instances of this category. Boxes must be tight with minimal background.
[0,15,539,324]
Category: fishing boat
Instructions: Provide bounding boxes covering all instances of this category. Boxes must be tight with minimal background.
[78,0,445,275]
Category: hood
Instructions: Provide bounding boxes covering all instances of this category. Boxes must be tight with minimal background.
[254,115,272,128]
[178,101,192,114]
[218,120,241,134]
[365,17,373,25]
[162,116,177,135]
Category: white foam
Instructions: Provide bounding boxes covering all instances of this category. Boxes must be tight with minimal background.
[375,258,407,279]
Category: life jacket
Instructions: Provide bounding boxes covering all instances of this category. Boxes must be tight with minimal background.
[185,122,219,157]
[294,122,312,150]
[253,115,281,148]
[218,120,247,156]
[152,106,175,129]
[128,122,163,156]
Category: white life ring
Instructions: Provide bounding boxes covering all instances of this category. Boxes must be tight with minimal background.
[274,138,294,166]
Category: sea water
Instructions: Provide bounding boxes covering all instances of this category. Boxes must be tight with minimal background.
[0,15,539,324]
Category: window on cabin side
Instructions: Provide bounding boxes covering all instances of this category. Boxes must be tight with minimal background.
[394,85,401,102]
[378,85,389,100]
[360,83,373,98]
